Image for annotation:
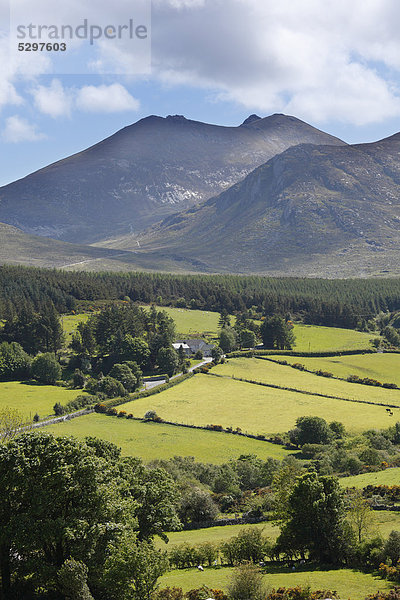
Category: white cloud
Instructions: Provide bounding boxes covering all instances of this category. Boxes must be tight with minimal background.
[76,83,140,112]
[30,79,73,118]
[2,116,46,143]
[150,0,400,125]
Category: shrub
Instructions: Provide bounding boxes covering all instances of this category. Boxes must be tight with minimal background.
[72,369,86,388]
[97,376,126,398]
[53,402,66,416]
[291,363,305,371]
[31,353,62,384]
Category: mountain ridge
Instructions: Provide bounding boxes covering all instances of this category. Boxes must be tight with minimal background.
[0,113,345,244]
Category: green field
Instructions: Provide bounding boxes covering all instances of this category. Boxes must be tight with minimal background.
[144,306,223,337]
[213,357,400,407]
[159,522,279,548]
[340,467,400,489]
[275,353,400,387]
[159,566,390,599]
[159,511,400,551]
[61,313,90,344]
[292,324,374,352]
[46,413,295,463]
[118,374,399,435]
[0,381,88,421]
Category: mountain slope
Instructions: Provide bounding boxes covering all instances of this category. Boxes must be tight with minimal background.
[0,114,345,244]
[127,133,400,277]
[0,222,143,269]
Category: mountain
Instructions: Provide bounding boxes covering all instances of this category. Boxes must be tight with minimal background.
[0,114,345,244]
[124,132,400,277]
[0,222,147,270]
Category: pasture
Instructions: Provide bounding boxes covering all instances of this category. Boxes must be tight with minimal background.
[292,323,374,352]
[144,306,224,337]
[0,381,87,421]
[159,566,390,598]
[118,374,399,435]
[213,357,400,406]
[159,510,400,550]
[46,412,295,463]
[275,353,400,387]
[340,467,400,489]
[61,313,90,344]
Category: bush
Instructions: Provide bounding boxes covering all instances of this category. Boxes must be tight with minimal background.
[53,402,66,416]
[109,363,138,392]
[0,342,31,381]
[97,376,127,398]
[72,369,86,388]
[227,563,266,600]
[31,353,62,384]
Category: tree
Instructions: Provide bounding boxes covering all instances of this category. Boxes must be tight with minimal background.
[110,363,138,392]
[31,352,62,384]
[73,368,86,388]
[383,530,400,566]
[0,433,125,598]
[157,347,179,377]
[219,327,237,353]
[0,407,25,444]
[227,563,266,600]
[272,458,304,523]
[179,488,218,525]
[211,345,223,363]
[218,309,231,329]
[260,316,295,350]
[104,534,169,600]
[97,376,127,398]
[0,433,180,598]
[276,471,350,564]
[0,342,31,381]
[289,416,333,446]
[58,558,94,600]
[222,528,271,564]
[239,329,257,349]
[346,489,374,544]
[119,335,150,369]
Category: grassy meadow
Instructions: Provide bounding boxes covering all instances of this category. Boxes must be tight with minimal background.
[0,381,89,421]
[340,467,400,489]
[61,313,90,345]
[292,323,374,352]
[274,353,400,387]
[159,566,390,599]
[118,373,399,435]
[143,306,224,337]
[46,412,296,463]
[159,510,400,551]
[213,357,400,406]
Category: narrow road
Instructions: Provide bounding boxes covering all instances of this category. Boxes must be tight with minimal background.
[143,358,213,389]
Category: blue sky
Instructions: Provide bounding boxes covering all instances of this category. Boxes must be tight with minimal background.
[1,0,400,187]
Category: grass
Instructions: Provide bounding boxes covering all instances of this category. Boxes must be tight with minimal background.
[159,522,280,549]
[292,323,374,352]
[213,357,400,407]
[340,467,400,489]
[275,353,400,387]
[61,313,90,344]
[159,566,391,598]
[0,381,88,421]
[159,511,400,550]
[46,413,296,463]
[118,374,400,436]
[143,306,224,337]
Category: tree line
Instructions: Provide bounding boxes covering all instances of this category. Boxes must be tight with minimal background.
[3,265,400,327]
